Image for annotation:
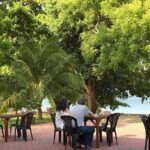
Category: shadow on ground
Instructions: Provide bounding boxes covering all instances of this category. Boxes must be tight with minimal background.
[0,121,145,150]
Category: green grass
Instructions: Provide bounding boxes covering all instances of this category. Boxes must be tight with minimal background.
[32,113,51,124]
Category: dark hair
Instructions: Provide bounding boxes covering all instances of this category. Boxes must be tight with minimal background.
[77,96,86,105]
[56,98,67,111]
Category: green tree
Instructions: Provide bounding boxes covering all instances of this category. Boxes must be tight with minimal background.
[37,0,130,112]
[0,63,29,114]
[0,0,42,114]
[0,1,83,117]
[37,0,150,112]
[13,38,82,119]
[95,0,150,100]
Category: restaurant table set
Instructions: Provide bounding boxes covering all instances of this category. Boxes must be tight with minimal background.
[0,111,33,142]
[84,111,111,148]
[0,113,23,142]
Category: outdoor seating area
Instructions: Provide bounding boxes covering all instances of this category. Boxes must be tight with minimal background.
[99,113,120,146]
[0,114,148,150]
[1,0,150,150]
[0,104,149,150]
[0,112,34,142]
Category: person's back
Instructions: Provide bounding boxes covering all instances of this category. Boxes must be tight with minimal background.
[55,98,69,129]
[70,97,94,149]
[55,111,68,129]
[70,104,90,126]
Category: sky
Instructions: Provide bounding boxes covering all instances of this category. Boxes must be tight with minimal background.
[103,96,150,114]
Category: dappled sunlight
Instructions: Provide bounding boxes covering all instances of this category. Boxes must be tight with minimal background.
[0,116,146,150]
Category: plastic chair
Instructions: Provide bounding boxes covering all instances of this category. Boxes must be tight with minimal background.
[99,113,120,146]
[14,112,34,141]
[10,117,19,137]
[61,115,79,150]
[50,112,63,144]
[0,124,4,137]
[140,114,150,150]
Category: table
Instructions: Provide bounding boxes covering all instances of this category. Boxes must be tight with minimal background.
[84,115,108,148]
[0,114,22,142]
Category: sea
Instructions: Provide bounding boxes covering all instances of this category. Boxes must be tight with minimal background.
[41,96,150,114]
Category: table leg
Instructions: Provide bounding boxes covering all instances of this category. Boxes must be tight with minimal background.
[96,120,100,148]
[3,118,9,142]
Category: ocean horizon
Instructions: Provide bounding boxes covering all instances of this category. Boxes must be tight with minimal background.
[103,96,150,114]
[42,96,150,114]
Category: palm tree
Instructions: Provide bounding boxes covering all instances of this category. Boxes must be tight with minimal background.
[13,37,83,119]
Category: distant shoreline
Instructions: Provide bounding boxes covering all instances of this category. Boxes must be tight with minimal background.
[119,113,149,116]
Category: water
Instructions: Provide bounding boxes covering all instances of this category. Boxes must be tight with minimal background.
[41,96,150,114]
[103,96,150,114]
[41,97,51,111]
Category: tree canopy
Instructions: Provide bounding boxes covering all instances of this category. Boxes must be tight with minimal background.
[0,0,83,116]
[37,0,150,111]
[1,0,150,114]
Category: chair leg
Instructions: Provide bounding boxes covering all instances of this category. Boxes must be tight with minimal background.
[114,130,118,144]
[1,127,4,138]
[145,136,148,150]
[10,127,12,137]
[59,131,61,143]
[63,130,65,145]
[14,128,17,141]
[106,132,109,145]
[65,143,67,150]
[107,132,111,146]
[53,130,56,144]
[17,128,22,139]
[110,132,113,143]
[148,137,150,150]
[111,132,113,143]
[30,128,33,140]
[22,128,27,141]
[72,134,78,150]
[64,132,67,150]
[100,130,102,143]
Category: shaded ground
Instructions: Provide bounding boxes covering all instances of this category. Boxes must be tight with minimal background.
[0,114,146,150]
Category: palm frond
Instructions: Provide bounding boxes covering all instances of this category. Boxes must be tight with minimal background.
[0,89,28,114]
[0,93,17,114]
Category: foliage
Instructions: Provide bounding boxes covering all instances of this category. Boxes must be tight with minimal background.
[0,37,83,113]
[96,0,150,99]
[15,37,83,103]
[35,0,150,110]
[1,0,150,113]
[0,0,83,114]
[37,0,131,109]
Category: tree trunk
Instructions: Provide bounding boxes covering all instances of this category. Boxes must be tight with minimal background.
[38,107,43,119]
[86,80,97,113]
[14,110,18,115]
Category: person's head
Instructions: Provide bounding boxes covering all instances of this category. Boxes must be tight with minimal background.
[77,96,86,105]
[56,98,67,112]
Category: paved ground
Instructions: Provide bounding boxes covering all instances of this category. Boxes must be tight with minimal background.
[0,115,146,150]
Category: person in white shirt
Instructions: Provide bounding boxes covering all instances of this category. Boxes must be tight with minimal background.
[55,98,69,129]
[70,97,95,149]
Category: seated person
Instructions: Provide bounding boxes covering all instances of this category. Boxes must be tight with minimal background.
[70,96,95,149]
[55,98,70,129]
